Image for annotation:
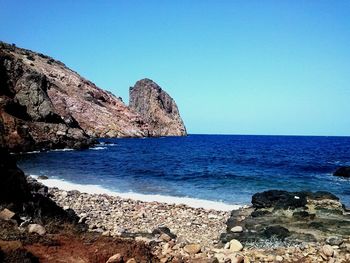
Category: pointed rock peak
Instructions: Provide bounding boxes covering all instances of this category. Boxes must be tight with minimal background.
[130,78,162,92]
[129,79,187,137]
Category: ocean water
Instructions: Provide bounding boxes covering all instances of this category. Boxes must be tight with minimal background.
[16,135,350,208]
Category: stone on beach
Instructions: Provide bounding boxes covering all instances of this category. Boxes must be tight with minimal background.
[322,244,334,257]
[0,208,15,221]
[230,226,243,233]
[229,239,243,252]
[28,224,46,235]
[106,253,123,263]
[184,244,201,254]
[326,236,343,246]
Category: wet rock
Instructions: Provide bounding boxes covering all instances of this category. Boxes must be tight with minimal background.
[326,236,343,246]
[28,224,46,235]
[333,166,350,177]
[292,211,314,220]
[252,190,308,209]
[184,244,201,254]
[37,175,49,180]
[251,210,270,217]
[263,226,290,240]
[229,239,243,252]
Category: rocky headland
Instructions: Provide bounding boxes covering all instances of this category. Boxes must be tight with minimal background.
[0,41,186,152]
[129,79,187,137]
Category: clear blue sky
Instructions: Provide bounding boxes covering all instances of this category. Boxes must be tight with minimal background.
[1,1,349,136]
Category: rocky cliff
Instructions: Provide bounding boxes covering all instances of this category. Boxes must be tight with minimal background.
[0,44,95,152]
[0,42,186,152]
[129,79,187,137]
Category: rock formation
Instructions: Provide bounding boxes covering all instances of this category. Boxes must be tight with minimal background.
[333,166,350,177]
[220,190,350,246]
[129,79,187,137]
[0,42,186,152]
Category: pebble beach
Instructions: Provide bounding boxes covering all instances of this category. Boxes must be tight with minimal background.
[44,181,350,263]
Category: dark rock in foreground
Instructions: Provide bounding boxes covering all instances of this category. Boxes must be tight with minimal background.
[333,166,350,177]
[221,190,350,246]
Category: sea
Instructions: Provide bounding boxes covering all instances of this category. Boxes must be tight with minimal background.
[16,135,350,210]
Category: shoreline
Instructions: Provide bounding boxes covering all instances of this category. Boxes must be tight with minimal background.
[24,176,350,262]
[44,180,232,253]
[30,175,243,212]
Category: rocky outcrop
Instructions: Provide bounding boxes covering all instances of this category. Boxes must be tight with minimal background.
[0,42,186,151]
[129,79,187,136]
[333,166,350,177]
[0,43,95,152]
[220,190,350,246]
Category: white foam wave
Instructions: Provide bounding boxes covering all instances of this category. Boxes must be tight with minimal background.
[90,146,107,150]
[51,148,75,152]
[30,175,241,211]
[100,143,117,146]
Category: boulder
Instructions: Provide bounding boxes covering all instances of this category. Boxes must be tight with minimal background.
[252,190,308,209]
[333,166,350,177]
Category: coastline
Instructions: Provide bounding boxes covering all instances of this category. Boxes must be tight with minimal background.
[30,176,350,262]
[39,176,232,253]
[30,175,242,212]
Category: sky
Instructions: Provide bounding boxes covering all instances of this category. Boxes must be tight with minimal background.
[0,1,349,136]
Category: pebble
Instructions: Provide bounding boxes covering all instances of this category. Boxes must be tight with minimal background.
[49,188,230,252]
[106,253,123,263]
[184,244,201,254]
[230,226,243,233]
[321,244,334,257]
[44,187,350,262]
[275,255,283,262]
[160,233,171,242]
[229,239,243,252]
[28,224,46,236]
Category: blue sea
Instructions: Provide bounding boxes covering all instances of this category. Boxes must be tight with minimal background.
[16,135,350,208]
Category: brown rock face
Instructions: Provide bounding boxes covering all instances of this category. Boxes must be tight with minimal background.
[129,79,187,136]
[0,44,95,152]
[0,42,186,151]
